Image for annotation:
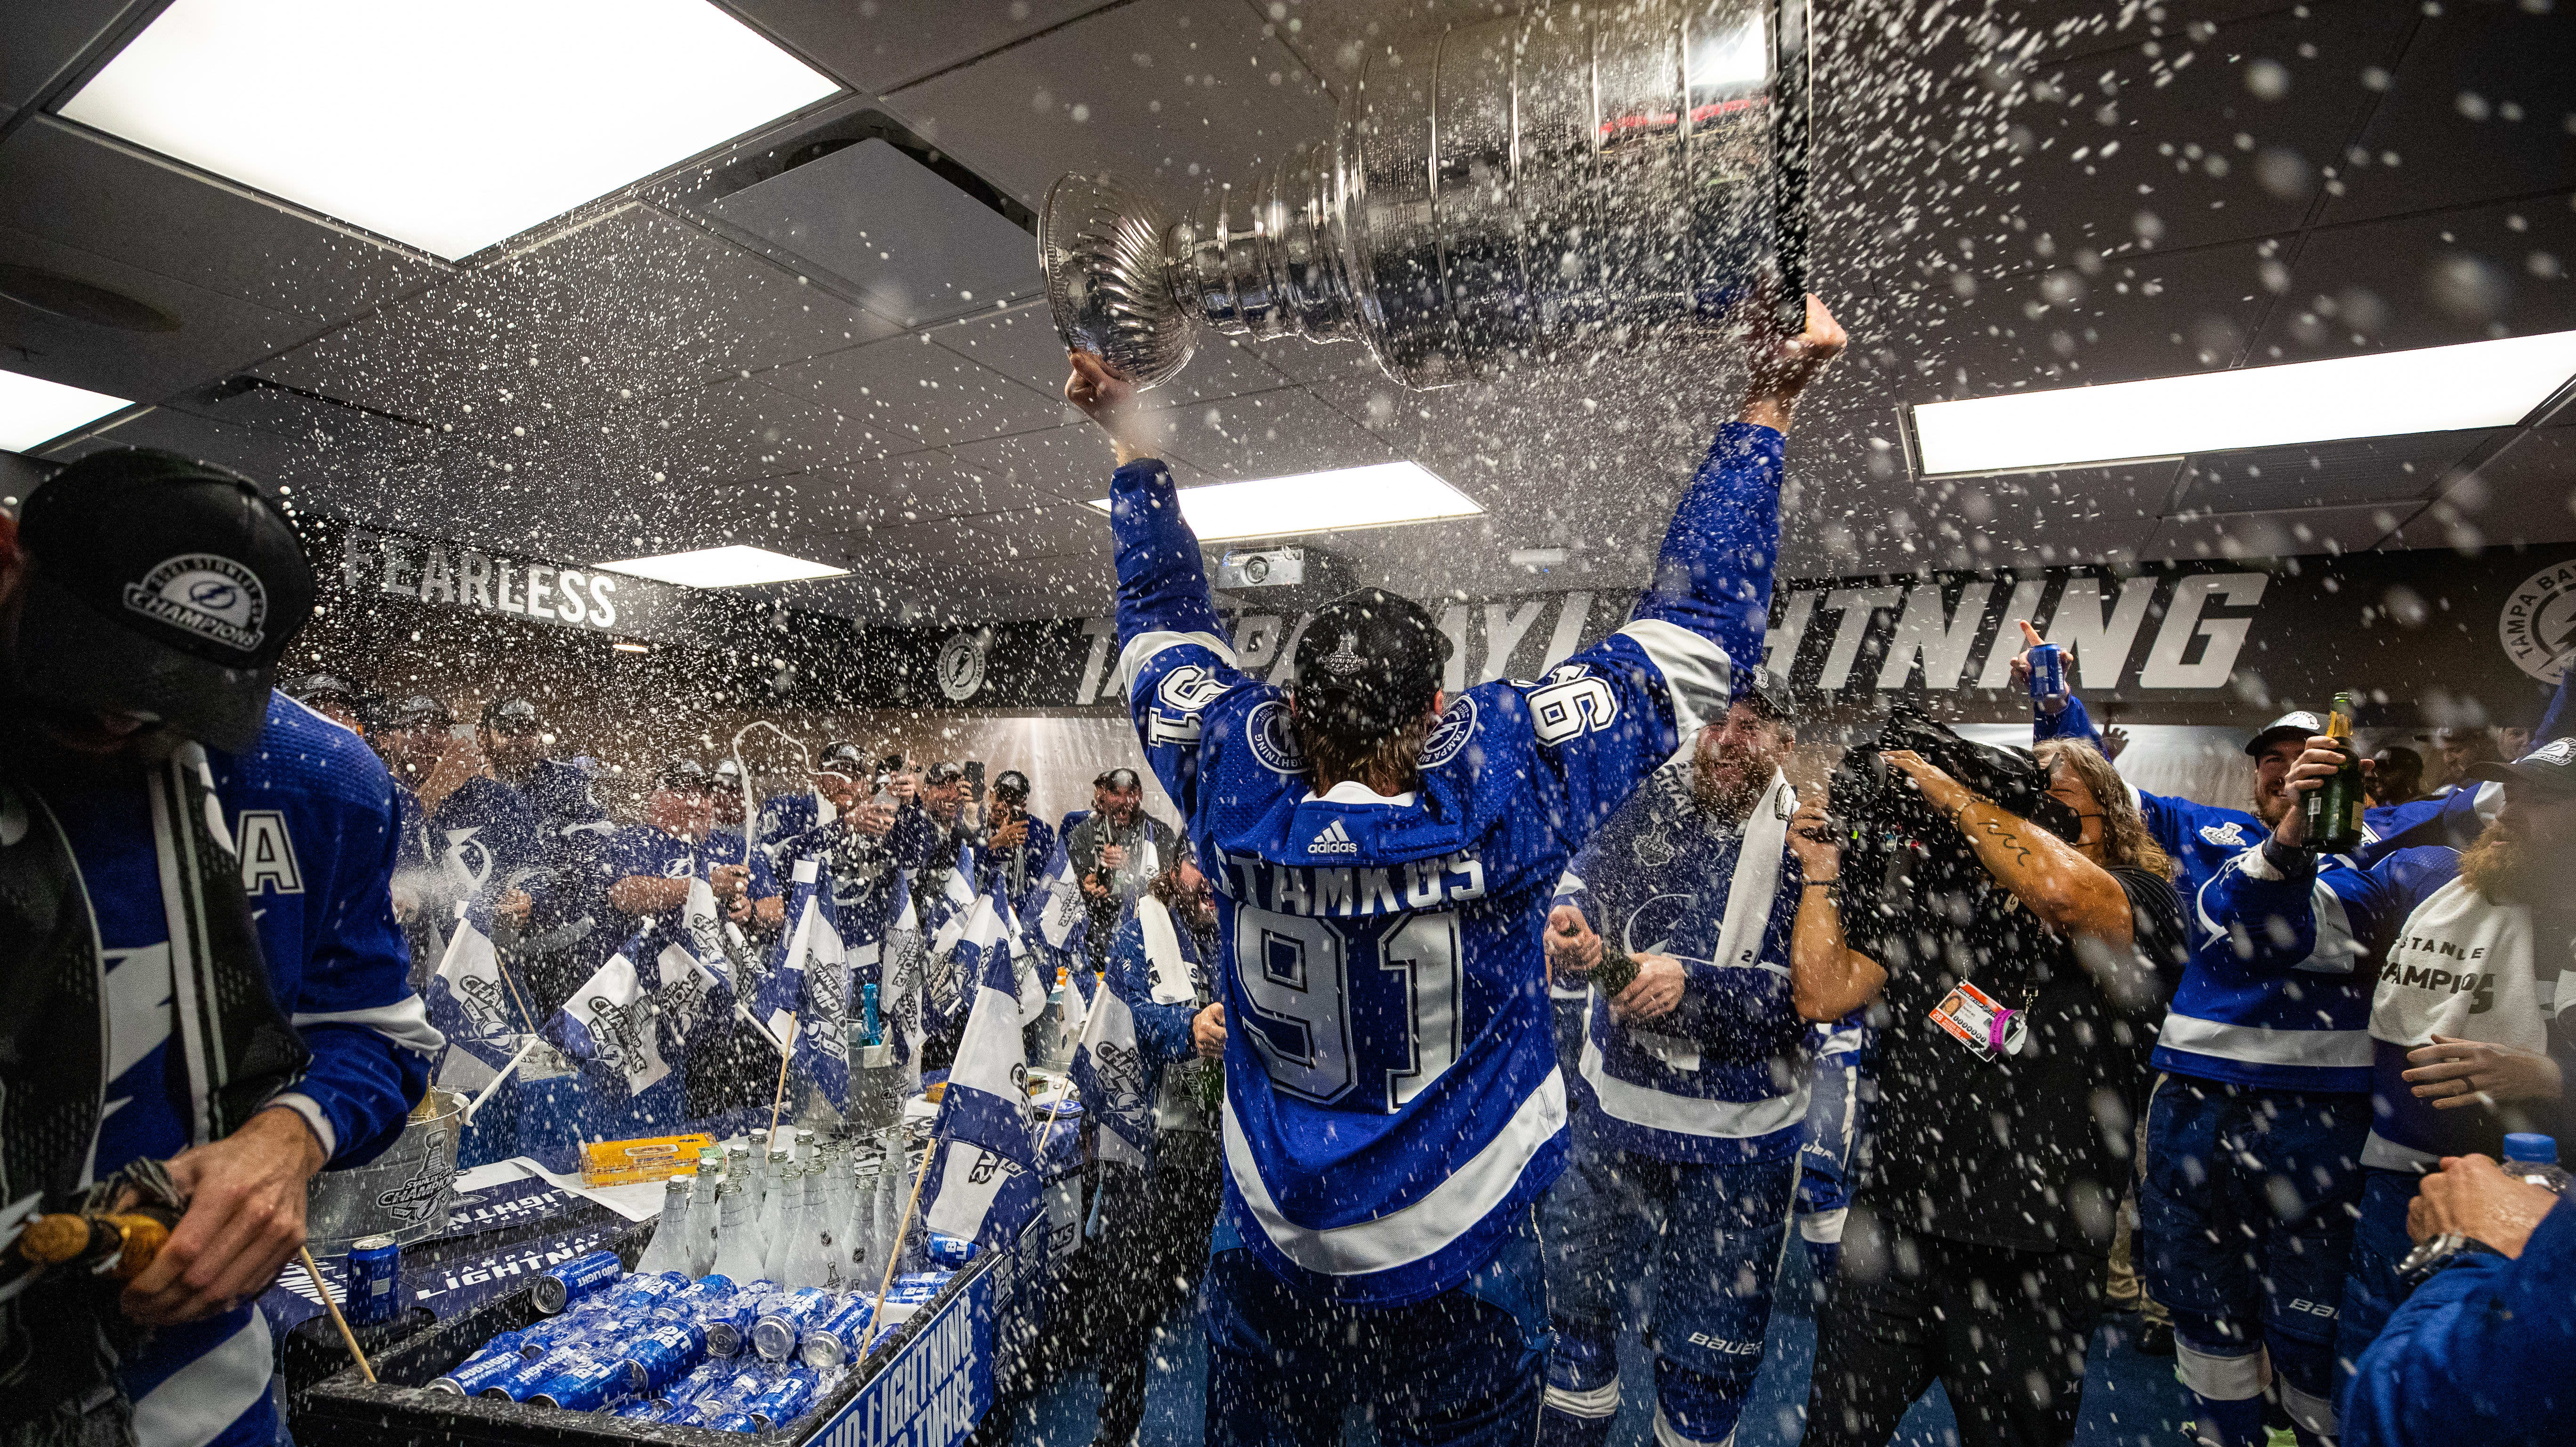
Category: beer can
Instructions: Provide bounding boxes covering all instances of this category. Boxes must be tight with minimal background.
[658,1401,717,1428]
[516,1310,612,1358]
[746,1368,820,1429]
[704,1411,763,1434]
[750,1286,834,1361]
[2026,642,2066,704]
[479,1352,571,1401]
[701,1299,758,1358]
[342,1235,402,1326]
[617,1320,706,1393]
[612,1397,664,1420]
[529,1250,624,1314]
[925,1232,977,1269]
[797,1294,877,1369]
[885,1270,951,1304]
[428,1345,529,1396]
[605,1270,689,1310]
[652,1276,737,1323]
[698,1367,773,1410]
[528,1355,638,1411]
[662,1359,735,1406]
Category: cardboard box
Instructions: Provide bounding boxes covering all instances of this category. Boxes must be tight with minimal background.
[576,1133,716,1188]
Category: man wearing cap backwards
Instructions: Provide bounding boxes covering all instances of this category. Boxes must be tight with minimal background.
[1535,675,1856,1447]
[0,449,438,1447]
[1068,766,1178,972]
[2024,627,2384,1444]
[1063,291,1844,1445]
[2197,730,2576,1427]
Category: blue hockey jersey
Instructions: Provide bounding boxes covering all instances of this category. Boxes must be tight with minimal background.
[2345,1198,2576,1447]
[2196,839,2576,1167]
[2040,695,2374,1091]
[1112,422,1781,1305]
[1552,760,1810,1165]
[53,693,440,1447]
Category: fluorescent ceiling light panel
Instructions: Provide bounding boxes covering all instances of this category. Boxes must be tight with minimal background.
[59,0,838,260]
[1086,461,1482,542]
[0,369,131,450]
[596,546,846,589]
[1910,329,2576,476]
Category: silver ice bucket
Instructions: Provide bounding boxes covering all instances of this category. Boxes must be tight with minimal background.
[1041,0,1812,390]
[304,1086,463,1254]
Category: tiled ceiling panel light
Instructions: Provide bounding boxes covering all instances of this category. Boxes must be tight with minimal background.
[59,0,840,260]
[1909,329,2576,477]
[0,369,131,451]
[596,545,846,589]
[1086,461,1483,542]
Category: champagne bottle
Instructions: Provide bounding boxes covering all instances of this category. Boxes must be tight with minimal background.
[636,1174,697,1277]
[709,1180,765,1284]
[762,1160,805,1285]
[787,1167,839,1291]
[2303,691,2367,854]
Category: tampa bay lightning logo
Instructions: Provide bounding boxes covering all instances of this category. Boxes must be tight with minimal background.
[2198,821,2248,847]
[1246,698,1305,775]
[1417,694,1480,770]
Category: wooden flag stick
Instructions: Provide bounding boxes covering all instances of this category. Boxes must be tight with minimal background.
[300,1246,376,1384]
[765,1034,797,1140]
[857,1129,939,1358]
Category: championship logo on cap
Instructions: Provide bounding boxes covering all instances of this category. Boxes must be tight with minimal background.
[1320,631,1367,679]
[124,553,267,652]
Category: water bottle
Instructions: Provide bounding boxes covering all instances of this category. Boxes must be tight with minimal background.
[2504,1133,2572,1195]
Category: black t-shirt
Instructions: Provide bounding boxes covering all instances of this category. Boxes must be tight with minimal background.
[1855,866,2187,1256]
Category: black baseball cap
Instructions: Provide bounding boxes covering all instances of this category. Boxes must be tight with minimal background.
[1290,587,1450,743]
[993,769,1030,801]
[1094,767,1141,790]
[2469,737,2576,799]
[480,696,540,734]
[924,761,965,785]
[288,671,359,706]
[388,695,453,731]
[817,741,869,776]
[657,758,712,790]
[12,448,314,753]
[2246,710,2326,756]
[1732,670,1795,723]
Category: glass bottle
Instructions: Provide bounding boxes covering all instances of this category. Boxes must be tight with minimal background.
[2303,691,2367,854]
[635,1174,695,1277]
[709,1179,765,1284]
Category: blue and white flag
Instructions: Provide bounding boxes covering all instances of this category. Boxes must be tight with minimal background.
[922,893,1043,1250]
[426,899,521,1073]
[1065,953,1148,1169]
[763,857,853,1109]
[1019,835,1089,973]
[626,875,734,1061]
[551,951,671,1096]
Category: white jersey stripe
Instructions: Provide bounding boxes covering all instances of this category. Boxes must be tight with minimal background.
[132,1309,272,1447]
[2155,1012,2372,1069]
[291,995,444,1055]
[1613,619,1731,738]
[1114,628,1237,698]
[1222,1069,1567,1276]
[1578,1028,1811,1139]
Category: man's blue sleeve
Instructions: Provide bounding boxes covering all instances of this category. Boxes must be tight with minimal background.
[280,777,439,1168]
[1514,424,1786,851]
[2357,788,2492,868]
[2537,664,2572,748]
[888,804,941,869]
[2345,1200,2576,1446]
[2193,844,2445,976]
[1110,458,1266,820]
[2032,692,2103,746]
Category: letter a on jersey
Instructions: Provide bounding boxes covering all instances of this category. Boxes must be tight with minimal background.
[235,810,303,894]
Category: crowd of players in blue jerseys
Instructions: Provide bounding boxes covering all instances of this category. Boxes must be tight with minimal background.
[4,291,2568,1447]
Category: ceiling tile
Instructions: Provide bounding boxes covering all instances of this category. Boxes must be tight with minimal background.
[942,421,1129,505]
[761,331,1069,449]
[930,297,1293,405]
[0,221,308,405]
[729,0,1116,95]
[0,0,143,116]
[2398,425,2576,553]
[703,137,1041,328]
[878,0,1336,211]
[0,117,443,322]
[2166,430,2494,515]
[2251,195,2576,363]
[2321,2,2576,226]
[1143,384,1393,481]
[260,206,899,426]
[2143,502,2407,561]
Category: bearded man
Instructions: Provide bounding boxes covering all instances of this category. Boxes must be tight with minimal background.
[1536,675,1826,1447]
[2195,732,2576,1426]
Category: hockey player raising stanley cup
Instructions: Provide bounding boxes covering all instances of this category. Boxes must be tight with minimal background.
[1064,293,1846,1445]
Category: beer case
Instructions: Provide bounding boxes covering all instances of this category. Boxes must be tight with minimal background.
[576,1133,718,1188]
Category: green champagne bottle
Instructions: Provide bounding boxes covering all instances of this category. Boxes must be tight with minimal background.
[2303,690,2367,854]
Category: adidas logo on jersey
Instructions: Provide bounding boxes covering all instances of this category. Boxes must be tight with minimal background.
[1307,819,1359,856]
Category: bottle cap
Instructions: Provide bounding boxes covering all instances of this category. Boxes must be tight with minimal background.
[2502,1132,2557,1163]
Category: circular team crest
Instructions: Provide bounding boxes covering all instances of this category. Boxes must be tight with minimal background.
[936,632,989,700]
[2497,560,2576,684]
[1246,698,1306,774]
[1417,694,1481,770]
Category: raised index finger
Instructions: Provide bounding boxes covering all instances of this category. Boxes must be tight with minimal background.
[2017,620,2044,647]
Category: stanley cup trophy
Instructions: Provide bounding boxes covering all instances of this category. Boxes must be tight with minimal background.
[1040,0,1811,392]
